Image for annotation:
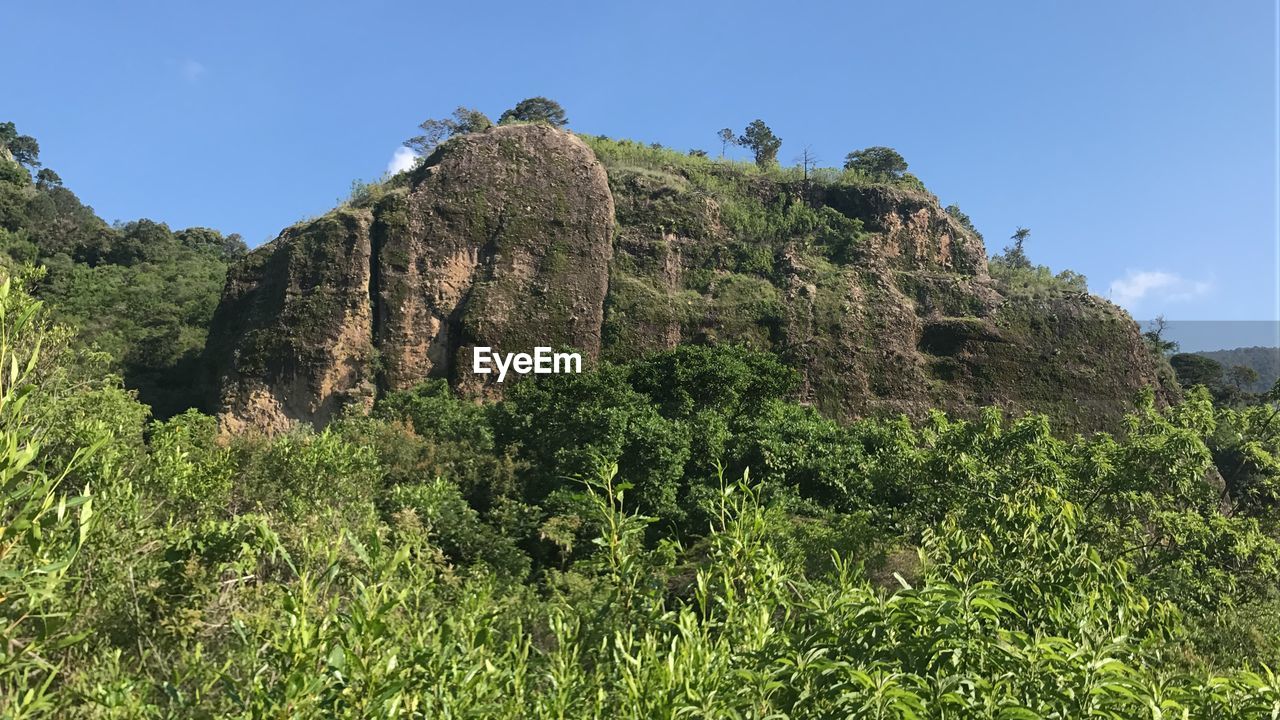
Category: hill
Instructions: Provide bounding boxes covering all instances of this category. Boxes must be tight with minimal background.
[208,123,1171,434]
[3,117,1280,718]
[0,121,244,416]
[1197,346,1280,393]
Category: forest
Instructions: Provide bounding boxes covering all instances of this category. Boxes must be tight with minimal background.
[4,118,1280,717]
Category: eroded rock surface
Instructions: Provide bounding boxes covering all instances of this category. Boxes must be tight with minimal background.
[208,209,376,433]
[208,125,613,431]
[210,127,1168,435]
[373,124,614,396]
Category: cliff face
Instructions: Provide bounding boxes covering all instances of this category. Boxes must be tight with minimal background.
[370,124,614,397]
[208,127,1167,434]
[208,209,376,433]
[596,150,1167,434]
[208,125,613,431]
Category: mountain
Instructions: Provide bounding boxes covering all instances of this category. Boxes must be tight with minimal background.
[207,124,1171,433]
[1196,346,1280,393]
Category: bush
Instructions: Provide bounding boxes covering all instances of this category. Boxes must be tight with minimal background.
[234,428,382,524]
[989,256,1089,296]
[5,265,1280,714]
[145,409,236,522]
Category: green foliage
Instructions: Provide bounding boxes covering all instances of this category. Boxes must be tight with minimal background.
[738,119,782,167]
[1144,315,1180,356]
[34,169,60,189]
[0,121,41,169]
[144,409,235,522]
[494,363,691,528]
[989,255,1089,297]
[843,145,908,180]
[0,122,245,418]
[3,257,1280,714]
[361,379,524,506]
[992,225,1033,270]
[382,479,530,578]
[405,106,494,155]
[234,428,381,524]
[497,96,568,127]
[0,279,98,716]
[944,202,983,241]
[1199,346,1280,394]
[1172,352,1225,388]
[716,127,735,157]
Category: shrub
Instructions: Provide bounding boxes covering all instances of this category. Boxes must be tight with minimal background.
[145,409,236,522]
[234,428,381,524]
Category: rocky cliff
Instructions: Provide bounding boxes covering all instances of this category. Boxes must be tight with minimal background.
[208,126,1167,434]
[208,125,613,431]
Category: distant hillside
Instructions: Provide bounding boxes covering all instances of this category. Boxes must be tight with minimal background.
[0,121,245,416]
[1196,346,1280,393]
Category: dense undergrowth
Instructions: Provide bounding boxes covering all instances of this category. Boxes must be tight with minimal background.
[5,274,1280,717]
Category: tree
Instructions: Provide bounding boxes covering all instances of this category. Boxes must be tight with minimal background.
[716,128,736,158]
[738,120,781,167]
[35,168,62,189]
[1143,315,1179,355]
[1171,353,1225,389]
[795,146,820,203]
[1228,364,1261,392]
[451,107,493,134]
[795,146,819,181]
[405,106,494,155]
[843,146,907,180]
[999,226,1032,269]
[497,97,568,127]
[0,121,40,169]
[944,204,983,242]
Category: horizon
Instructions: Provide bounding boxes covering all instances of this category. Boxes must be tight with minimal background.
[1155,319,1280,352]
[5,0,1278,323]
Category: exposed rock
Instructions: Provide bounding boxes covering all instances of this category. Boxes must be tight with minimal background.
[208,125,614,431]
[823,184,988,275]
[209,128,1168,435]
[600,165,1168,434]
[373,124,614,397]
[208,209,376,433]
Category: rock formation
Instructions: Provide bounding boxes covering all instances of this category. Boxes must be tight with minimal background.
[208,125,1169,434]
[208,124,613,432]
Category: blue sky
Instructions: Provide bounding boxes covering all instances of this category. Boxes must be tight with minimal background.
[5,0,1277,327]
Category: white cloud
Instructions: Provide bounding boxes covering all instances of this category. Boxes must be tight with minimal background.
[181,59,206,83]
[386,147,417,175]
[1108,270,1212,309]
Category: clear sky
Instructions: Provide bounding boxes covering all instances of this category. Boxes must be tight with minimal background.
[5,0,1277,326]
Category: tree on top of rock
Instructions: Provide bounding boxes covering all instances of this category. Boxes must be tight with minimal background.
[716,128,736,158]
[498,97,568,128]
[738,120,781,167]
[844,146,908,180]
[1000,226,1032,269]
[406,107,494,155]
